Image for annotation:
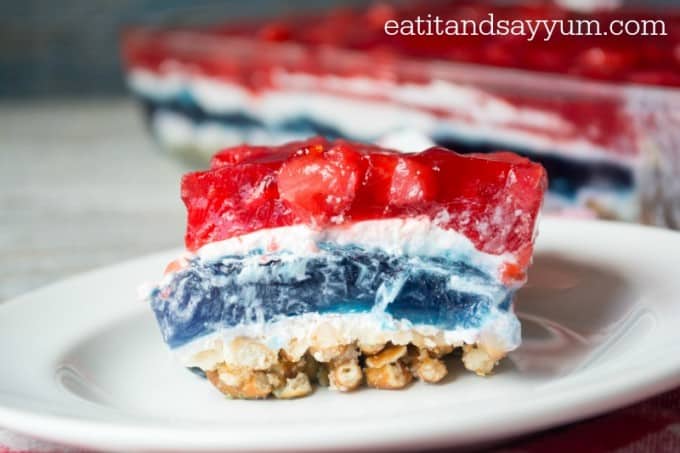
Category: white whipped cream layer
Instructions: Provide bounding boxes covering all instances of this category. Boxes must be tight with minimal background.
[193,217,513,280]
[174,310,521,371]
[129,68,638,165]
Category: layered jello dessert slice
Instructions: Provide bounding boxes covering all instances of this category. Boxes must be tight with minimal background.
[122,1,680,227]
[143,137,546,399]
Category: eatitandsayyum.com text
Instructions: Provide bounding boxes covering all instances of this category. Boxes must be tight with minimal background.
[383,13,667,42]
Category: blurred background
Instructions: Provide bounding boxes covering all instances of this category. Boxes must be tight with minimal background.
[0,0,369,98]
[0,0,674,98]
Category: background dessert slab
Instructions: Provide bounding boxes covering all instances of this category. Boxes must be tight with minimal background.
[121,1,680,229]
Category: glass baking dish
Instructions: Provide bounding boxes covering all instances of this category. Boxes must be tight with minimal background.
[120,2,680,228]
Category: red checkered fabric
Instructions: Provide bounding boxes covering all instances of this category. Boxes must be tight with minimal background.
[502,388,680,452]
[2,387,680,452]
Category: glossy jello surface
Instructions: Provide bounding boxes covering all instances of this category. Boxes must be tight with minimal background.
[181,138,547,256]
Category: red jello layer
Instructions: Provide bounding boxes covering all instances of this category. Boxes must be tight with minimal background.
[251,2,680,87]
[124,1,680,88]
[181,138,547,257]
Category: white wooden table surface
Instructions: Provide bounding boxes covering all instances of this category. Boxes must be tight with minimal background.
[0,98,190,451]
[0,99,186,302]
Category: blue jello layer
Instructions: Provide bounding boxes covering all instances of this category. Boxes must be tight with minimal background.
[140,97,634,201]
[149,244,512,349]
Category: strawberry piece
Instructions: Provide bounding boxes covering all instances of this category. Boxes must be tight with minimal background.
[355,153,397,212]
[277,141,363,223]
[388,157,437,207]
[182,162,297,251]
[573,47,637,80]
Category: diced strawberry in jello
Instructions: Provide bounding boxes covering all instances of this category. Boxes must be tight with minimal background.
[388,157,438,207]
[277,141,364,223]
[182,137,547,257]
[182,161,298,251]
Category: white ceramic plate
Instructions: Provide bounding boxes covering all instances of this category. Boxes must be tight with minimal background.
[1,219,680,452]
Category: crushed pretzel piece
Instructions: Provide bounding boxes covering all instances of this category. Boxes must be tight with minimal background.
[365,344,407,368]
[462,344,497,376]
[329,359,363,391]
[358,342,385,355]
[365,361,413,389]
[413,356,448,383]
[272,372,313,399]
[207,364,272,399]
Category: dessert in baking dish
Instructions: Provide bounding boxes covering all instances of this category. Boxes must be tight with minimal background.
[122,1,680,225]
[142,138,546,399]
